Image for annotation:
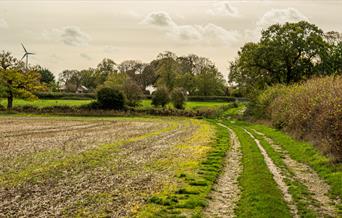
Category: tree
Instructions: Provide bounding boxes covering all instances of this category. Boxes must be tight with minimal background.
[324,31,342,73]
[59,70,81,92]
[195,66,225,96]
[31,66,56,91]
[151,86,170,108]
[171,88,187,109]
[139,60,159,89]
[118,60,149,91]
[103,73,143,106]
[96,87,126,110]
[95,58,117,85]
[79,68,97,91]
[0,51,46,110]
[229,21,330,96]
[36,67,55,84]
[154,52,179,91]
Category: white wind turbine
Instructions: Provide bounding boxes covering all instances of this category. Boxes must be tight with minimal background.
[20,43,35,70]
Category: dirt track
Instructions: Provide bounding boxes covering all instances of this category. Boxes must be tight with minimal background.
[204,124,242,218]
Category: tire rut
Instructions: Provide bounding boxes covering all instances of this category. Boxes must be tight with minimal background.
[252,129,338,218]
[204,123,242,218]
[244,129,299,218]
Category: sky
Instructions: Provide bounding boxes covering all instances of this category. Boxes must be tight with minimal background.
[1,0,342,79]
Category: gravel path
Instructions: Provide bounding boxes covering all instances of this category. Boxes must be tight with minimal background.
[203,123,242,218]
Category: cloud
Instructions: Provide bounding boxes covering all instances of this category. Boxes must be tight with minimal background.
[245,8,308,41]
[103,45,119,53]
[207,1,239,17]
[142,11,176,27]
[0,18,8,28]
[43,26,91,46]
[80,53,92,60]
[256,8,308,30]
[142,11,239,46]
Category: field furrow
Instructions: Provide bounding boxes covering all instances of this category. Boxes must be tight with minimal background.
[0,116,210,217]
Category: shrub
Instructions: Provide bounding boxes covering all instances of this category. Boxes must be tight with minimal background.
[255,76,342,161]
[96,87,126,110]
[255,84,288,119]
[171,88,187,109]
[151,87,170,108]
[35,92,96,100]
[0,103,5,111]
[122,79,143,107]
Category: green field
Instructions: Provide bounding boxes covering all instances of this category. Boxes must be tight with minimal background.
[0,99,229,110]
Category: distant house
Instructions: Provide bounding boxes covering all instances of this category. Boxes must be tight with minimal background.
[58,84,89,93]
[76,85,89,93]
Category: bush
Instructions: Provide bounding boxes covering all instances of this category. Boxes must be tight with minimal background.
[151,87,170,108]
[254,76,342,161]
[0,103,5,111]
[34,92,96,100]
[122,79,143,107]
[171,88,187,109]
[96,87,126,110]
[254,84,288,119]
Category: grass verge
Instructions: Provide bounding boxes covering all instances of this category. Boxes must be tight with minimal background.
[136,120,230,217]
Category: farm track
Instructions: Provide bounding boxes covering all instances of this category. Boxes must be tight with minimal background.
[244,129,299,217]
[0,118,201,217]
[211,122,339,218]
[204,124,242,218]
[252,129,338,217]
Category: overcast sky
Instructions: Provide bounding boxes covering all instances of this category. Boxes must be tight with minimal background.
[1,0,342,79]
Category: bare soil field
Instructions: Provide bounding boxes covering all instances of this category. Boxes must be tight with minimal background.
[0,115,214,217]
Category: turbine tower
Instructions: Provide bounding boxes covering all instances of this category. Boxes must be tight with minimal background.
[20,43,35,70]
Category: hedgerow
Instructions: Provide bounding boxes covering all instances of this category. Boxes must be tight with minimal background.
[253,75,342,161]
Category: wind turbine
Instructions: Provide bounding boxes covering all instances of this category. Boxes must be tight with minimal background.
[20,43,35,70]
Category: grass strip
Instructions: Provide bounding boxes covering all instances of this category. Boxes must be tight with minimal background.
[224,122,292,218]
[246,127,318,217]
[136,120,230,218]
[250,124,342,214]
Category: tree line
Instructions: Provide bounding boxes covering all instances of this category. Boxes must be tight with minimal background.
[229,21,342,97]
[58,51,227,97]
[0,51,228,110]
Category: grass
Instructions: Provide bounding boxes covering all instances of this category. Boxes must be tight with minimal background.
[0,99,93,108]
[0,98,228,110]
[137,120,230,217]
[245,126,317,217]
[223,121,292,218]
[140,100,229,110]
[249,123,342,214]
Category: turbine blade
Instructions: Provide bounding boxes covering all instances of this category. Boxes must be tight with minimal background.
[21,43,27,53]
[20,54,27,61]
